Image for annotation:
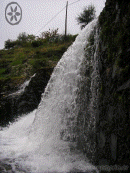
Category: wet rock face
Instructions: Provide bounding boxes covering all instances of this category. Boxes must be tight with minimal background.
[0,68,53,126]
[96,0,130,167]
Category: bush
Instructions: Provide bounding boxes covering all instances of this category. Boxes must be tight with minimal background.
[4,29,77,49]
[61,34,77,42]
[31,40,43,47]
[27,34,35,42]
[17,32,28,42]
[76,5,96,29]
[4,39,17,49]
[40,28,59,41]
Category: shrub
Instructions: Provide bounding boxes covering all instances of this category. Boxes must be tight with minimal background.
[31,40,43,47]
[4,39,17,49]
[27,34,35,42]
[61,34,77,42]
[76,5,96,29]
[17,32,28,42]
[40,28,59,41]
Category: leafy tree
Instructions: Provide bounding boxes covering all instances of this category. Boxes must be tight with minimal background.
[76,5,96,29]
[27,34,35,42]
[17,32,28,42]
[40,28,59,40]
[4,39,16,49]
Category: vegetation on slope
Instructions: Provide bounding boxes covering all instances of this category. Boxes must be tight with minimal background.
[0,29,77,95]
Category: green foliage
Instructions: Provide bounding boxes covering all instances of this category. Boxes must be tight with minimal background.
[4,39,17,49]
[76,5,96,29]
[61,34,77,42]
[27,34,35,42]
[31,40,43,47]
[4,33,36,49]
[0,68,6,75]
[40,28,59,40]
[4,29,77,49]
[17,33,36,47]
[1,31,77,94]
[17,32,28,42]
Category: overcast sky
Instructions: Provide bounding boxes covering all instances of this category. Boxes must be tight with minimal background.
[0,0,106,49]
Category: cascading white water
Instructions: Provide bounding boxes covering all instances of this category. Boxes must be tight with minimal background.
[0,19,99,173]
[9,74,36,96]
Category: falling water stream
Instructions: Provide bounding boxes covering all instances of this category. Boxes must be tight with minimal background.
[9,74,36,96]
[0,19,99,173]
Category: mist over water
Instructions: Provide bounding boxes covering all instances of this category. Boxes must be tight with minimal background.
[0,19,99,173]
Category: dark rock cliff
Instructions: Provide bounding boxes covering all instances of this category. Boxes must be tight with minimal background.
[96,0,130,169]
[75,0,130,170]
[0,68,53,126]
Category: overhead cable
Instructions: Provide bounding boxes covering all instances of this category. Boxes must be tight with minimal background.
[69,0,80,6]
[35,0,80,36]
[35,6,66,35]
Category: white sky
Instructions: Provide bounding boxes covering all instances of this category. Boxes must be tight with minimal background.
[0,0,106,49]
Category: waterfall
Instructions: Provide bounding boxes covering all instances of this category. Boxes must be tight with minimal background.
[9,74,36,96]
[0,19,100,173]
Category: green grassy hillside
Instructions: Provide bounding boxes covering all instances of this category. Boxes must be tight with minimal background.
[0,32,77,95]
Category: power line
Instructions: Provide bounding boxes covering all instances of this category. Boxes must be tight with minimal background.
[35,6,66,36]
[69,0,80,6]
[35,0,80,36]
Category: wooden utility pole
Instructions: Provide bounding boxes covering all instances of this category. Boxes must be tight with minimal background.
[65,1,68,37]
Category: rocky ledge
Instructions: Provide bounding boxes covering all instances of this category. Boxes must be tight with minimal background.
[0,68,53,126]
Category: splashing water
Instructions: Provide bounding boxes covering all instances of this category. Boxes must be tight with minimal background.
[0,19,99,173]
[9,74,36,96]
